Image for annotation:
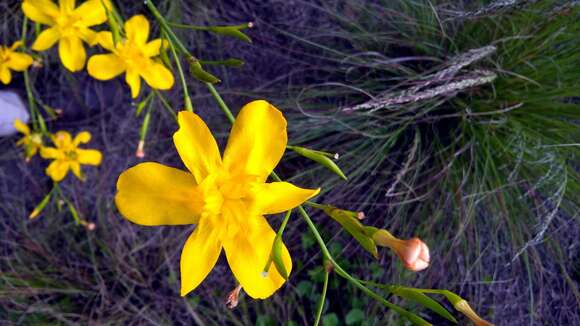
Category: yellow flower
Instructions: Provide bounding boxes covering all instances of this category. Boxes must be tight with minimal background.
[14,119,43,160]
[22,0,111,72]
[87,15,174,98]
[0,41,33,84]
[115,100,320,299]
[40,130,102,182]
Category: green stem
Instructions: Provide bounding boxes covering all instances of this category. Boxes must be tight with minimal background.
[206,83,235,123]
[146,1,192,58]
[168,22,251,31]
[313,270,329,326]
[21,17,46,134]
[164,31,193,112]
[152,89,177,121]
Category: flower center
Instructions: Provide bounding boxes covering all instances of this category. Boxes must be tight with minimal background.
[55,14,82,37]
[31,134,43,146]
[116,40,149,68]
[64,150,78,160]
[198,172,260,239]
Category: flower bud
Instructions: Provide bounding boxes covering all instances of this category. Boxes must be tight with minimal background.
[136,140,145,158]
[454,300,495,326]
[319,205,377,258]
[373,230,430,271]
[225,285,242,309]
[288,146,347,180]
[29,191,52,219]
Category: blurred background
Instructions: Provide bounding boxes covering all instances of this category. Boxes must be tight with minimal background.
[1,0,578,325]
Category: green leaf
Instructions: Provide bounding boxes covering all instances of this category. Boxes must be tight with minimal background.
[296,280,312,297]
[301,233,316,249]
[322,313,339,326]
[345,308,365,325]
[393,288,457,323]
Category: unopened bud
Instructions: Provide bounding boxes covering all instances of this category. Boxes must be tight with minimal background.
[288,146,347,180]
[29,192,52,219]
[454,300,495,326]
[373,230,430,271]
[319,205,377,258]
[32,59,43,68]
[136,140,145,158]
[225,285,242,309]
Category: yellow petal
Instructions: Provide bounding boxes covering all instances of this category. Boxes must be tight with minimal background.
[46,160,70,182]
[115,162,203,226]
[77,27,98,46]
[58,37,86,72]
[0,67,12,85]
[6,52,33,71]
[180,219,222,296]
[22,0,58,25]
[140,61,174,90]
[74,0,108,26]
[59,0,75,13]
[125,15,149,45]
[223,100,287,182]
[96,31,114,51]
[70,161,83,179]
[125,69,141,98]
[10,41,24,51]
[173,111,222,183]
[52,131,72,148]
[76,149,102,165]
[223,215,292,299]
[87,54,125,80]
[14,119,30,135]
[40,147,63,160]
[252,182,320,215]
[32,27,60,51]
[143,39,164,57]
[73,131,91,145]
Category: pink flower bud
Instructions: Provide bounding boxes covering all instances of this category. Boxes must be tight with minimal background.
[135,140,145,158]
[225,285,242,309]
[373,230,430,271]
[396,238,430,271]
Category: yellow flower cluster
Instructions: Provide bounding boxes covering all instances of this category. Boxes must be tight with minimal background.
[14,120,102,182]
[18,0,175,97]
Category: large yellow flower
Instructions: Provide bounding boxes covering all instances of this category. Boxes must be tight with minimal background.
[40,130,102,182]
[22,0,110,72]
[115,100,320,299]
[87,15,174,98]
[14,119,43,160]
[0,41,33,84]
